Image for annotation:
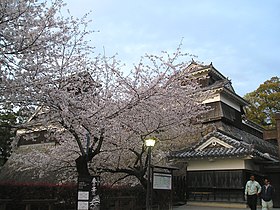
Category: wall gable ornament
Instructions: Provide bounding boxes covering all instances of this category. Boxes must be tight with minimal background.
[195,136,234,151]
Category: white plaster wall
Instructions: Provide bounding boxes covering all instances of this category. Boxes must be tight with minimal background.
[187,158,245,171]
[202,94,220,104]
[220,94,241,111]
[187,158,261,172]
[202,93,241,112]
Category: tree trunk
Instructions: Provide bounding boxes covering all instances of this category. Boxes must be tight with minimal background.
[138,175,148,190]
[75,155,90,177]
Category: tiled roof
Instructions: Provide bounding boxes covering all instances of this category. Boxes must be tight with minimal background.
[172,147,250,159]
[169,124,279,162]
[221,123,279,158]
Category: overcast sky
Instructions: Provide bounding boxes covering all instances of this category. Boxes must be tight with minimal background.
[64,0,280,96]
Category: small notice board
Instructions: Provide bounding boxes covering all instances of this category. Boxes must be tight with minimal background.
[153,172,172,190]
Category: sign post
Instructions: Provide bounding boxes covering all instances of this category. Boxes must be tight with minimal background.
[151,165,178,210]
[77,176,100,210]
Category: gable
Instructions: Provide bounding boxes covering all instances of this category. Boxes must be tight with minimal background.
[169,129,277,162]
[195,136,234,151]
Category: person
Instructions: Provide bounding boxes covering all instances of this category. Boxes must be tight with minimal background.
[261,179,274,210]
[245,175,261,210]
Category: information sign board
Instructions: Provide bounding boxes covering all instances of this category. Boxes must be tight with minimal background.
[153,172,172,190]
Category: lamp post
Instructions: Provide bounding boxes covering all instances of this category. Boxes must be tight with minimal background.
[145,138,156,210]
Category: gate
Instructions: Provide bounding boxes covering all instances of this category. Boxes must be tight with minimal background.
[172,175,187,204]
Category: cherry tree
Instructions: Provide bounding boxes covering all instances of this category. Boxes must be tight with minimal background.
[1,0,94,112]
[0,0,104,179]
[0,0,210,188]
[90,51,210,186]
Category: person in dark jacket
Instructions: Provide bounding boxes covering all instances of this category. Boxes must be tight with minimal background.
[261,179,274,210]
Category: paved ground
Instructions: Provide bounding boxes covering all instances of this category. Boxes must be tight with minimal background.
[173,204,280,210]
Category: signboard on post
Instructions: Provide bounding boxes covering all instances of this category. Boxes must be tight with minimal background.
[77,176,100,210]
[153,172,172,190]
[151,165,178,209]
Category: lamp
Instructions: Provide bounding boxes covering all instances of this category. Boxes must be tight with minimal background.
[145,138,156,147]
[145,138,156,210]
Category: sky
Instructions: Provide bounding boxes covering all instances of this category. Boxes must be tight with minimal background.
[64,0,280,96]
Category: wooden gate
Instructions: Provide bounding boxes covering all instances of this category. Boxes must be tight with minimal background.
[172,175,187,204]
